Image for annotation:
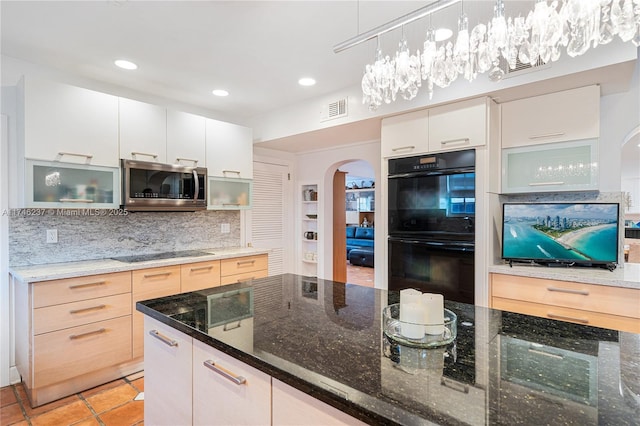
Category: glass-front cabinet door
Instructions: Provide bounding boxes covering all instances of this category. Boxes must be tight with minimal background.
[208,177,252,210]
[26,159,120,208]
[501,139,598,194]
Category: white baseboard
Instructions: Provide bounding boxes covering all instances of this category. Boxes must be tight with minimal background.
[9,366,20,384]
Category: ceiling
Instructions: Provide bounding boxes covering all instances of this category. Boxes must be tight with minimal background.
[1,0,531,122]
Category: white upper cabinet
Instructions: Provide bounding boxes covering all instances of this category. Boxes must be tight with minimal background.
[166,110,206,166]
[205,119,253,178]
[19,76,119,167]
[501,85,600,148]
[428,97,488,152]
[119,98,167,163]
[381,109,429,158]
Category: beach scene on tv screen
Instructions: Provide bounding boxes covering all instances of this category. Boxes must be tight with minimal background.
[503,203,618,263]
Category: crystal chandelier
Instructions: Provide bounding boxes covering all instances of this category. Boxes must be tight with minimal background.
[353,0,640,111]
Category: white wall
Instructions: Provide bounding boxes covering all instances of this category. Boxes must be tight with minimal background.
[295,140,383,287]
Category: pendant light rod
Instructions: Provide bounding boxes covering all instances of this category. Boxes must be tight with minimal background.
[333,0,461,53]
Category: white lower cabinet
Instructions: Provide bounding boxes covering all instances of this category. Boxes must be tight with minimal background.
[144,317,193,426]
[193,339,271,425]
[272,379,366,426]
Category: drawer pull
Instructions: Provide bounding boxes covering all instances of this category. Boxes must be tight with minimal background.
[528,348,564,360]
[190,265,213,272]
[223,321,242,331]
[56,151,94,162]
[69,328,106,340]
[440,137,470,146]
[529,132,565,140]
[68,281,106,290]
[546,313,589,324]
[223,203,241,206]
[547,286,589,296]
[176,157,198,165]
[236,260,256,267]
[391,145,415,152]
[131,151,158,160]
[69,304,106,314]
[237,277,255,283]
[144,272,172,278]
[222,170,241,176]
[149,330,178,347]
[440,377,469,394]
[528,181,565,186]
[203,360,246,385]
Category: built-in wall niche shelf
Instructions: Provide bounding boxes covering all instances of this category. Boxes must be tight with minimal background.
[300,183,319,277]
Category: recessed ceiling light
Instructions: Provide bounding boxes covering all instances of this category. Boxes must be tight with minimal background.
[435,28,453,42]
[114,59,137,70]
[212,89,229,97]
[298,77,316,87]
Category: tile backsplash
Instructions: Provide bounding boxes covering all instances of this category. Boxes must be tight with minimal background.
[8,209,240,266]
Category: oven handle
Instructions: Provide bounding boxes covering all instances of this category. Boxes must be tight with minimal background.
[388,167,474,179]
[388,237,475,252]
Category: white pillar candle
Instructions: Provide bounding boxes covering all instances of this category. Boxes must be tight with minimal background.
[399,302,425,339]
[400,288,422,306]
[422,293,445,335]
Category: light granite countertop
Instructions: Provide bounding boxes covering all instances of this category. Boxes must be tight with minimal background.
[489,262,640,290]
[9,247,270,282]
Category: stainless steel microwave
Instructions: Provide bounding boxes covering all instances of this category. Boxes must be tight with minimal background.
[121,159,207,211]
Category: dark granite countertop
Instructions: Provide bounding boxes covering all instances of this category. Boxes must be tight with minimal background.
[136,274,640,425]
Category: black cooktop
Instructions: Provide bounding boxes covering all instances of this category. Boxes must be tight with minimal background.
[111,249,212,263]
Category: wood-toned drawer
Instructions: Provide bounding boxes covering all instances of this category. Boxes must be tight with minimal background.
[33,315,132,388]
[220,254,268,277]
[132,265,181,301]
[33,293,132,335]
[181,260,221,293]
[220,268,268,286]
[492,297,640,333]
[491,274,640,319]
[33,271,131,308]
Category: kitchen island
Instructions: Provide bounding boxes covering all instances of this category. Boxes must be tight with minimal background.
[137,274,640,425]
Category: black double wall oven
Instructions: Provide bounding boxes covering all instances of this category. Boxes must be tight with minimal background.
[388,149,476,304]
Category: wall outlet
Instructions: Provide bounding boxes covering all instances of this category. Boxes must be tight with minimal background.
[220,223,230,234]
[46,229,58,243]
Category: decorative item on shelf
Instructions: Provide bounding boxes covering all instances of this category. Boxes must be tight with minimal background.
[333,0,640,111]
[304,231,318,240]
[305,214,318,219]
[361,216,370,227]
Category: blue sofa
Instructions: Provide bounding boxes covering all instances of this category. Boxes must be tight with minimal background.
[346,226,374,267]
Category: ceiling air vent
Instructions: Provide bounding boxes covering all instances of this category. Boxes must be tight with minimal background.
[502,56,550,79]
[320,98,348,122]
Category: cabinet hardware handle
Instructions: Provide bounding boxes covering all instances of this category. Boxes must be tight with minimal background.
[190,265,213,272]
[547,286,589,296]
[440,138,470,145]
[69,304,106,314]
[69,328,106,340]
[69,281,106,290]
[236,260,255,266]
[529,132,565,140]
[223,203,241,206]
[176,157,198,165]
[203,360,246,385]
[56,152,93,163]
[131,151,158,160]
[527,348,564,360]
[236,276,255,283]
[143,272,172,278]
[149,330,178,347]
[222,170,241,176]
[223,321,242,331]
[391,145,415,152]
[546,313,589,324]
[528,181,565,186]
[440,377,469,394]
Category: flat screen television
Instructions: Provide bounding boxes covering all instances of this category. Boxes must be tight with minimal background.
[502,202,619,270]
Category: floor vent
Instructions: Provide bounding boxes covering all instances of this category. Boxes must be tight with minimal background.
[321,98,348,122]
